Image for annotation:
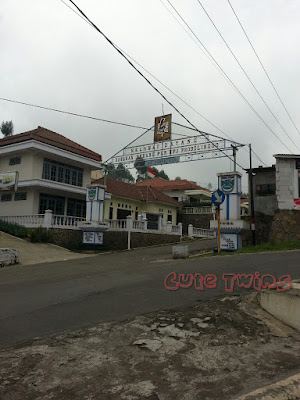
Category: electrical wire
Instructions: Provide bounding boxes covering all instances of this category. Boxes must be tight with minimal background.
[61,0,267,166]
[66,0,246,171]
[227,0,300,138]
[0,96,150,130]
[164,0,293,153]
[196,0,300,151]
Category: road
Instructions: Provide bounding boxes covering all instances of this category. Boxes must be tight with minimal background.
[0,241,300,347]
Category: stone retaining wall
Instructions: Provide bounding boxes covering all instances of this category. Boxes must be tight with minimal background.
[269,210,300,243]
[48,229,181,251]
[0,248,19,267]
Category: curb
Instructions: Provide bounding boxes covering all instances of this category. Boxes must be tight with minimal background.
[235,373,300,399]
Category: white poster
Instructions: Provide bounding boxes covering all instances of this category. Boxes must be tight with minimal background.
[220,233,238,250]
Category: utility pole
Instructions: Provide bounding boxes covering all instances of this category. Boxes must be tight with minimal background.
[217,205,221,253]
[231,144,237,172]
[249,144,256,246]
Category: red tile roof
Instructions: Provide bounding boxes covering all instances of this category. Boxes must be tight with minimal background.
[0,126,102,161]
[135,177,210,192]
[93,177,181,207]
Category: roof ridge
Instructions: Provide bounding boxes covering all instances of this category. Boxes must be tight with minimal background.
[35,126,101,156]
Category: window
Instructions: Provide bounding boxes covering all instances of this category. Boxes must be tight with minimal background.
[14,192,27,201]
[1,193,12,202]
[39,194,65,215]
[42,159,83,187]
[9,156,21,166]
[256,184,276,196]
[67,199,86,217]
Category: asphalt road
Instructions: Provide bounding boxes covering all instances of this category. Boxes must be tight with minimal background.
[1,241,300,347]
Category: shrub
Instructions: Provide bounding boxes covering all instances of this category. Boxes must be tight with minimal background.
[29,227,52,243]
[0,220,28,238]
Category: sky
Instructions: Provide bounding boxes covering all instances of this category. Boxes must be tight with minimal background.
[1,0,300,192]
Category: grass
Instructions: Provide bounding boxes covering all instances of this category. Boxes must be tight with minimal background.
[194,241,300,258]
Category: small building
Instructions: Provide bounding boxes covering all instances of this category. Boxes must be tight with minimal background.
[92,177,181,226]
[274,154,300,210]
[0,126,102,219]
[135,177,212,214]
[247,166,277,216]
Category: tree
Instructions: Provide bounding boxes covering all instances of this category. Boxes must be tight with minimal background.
[207,182,212,190]
[175,176,181,181]
[134,157,147,182]
[1,121,14,137]
[152,167,169,180]
[107,162,134,183]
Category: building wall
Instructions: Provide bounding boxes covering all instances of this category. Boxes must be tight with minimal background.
[160,189,187,202]
[276,159,299,210]
[0,190,35,216]
[0,149,94,216]
[104,195,177,225]
[253,170,277,216]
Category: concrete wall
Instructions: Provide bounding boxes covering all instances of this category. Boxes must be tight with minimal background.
[0,190,36,216]
[253,169,277,216]
[260,290,300,332]
[276,158,299,210]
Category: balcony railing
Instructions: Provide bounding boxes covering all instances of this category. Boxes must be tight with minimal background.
[182,206,213,214]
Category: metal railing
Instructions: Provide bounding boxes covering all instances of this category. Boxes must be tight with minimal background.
[182,206,213,214]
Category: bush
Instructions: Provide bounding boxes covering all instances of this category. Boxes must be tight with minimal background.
[29,227,52,243]
[0,220,28,238]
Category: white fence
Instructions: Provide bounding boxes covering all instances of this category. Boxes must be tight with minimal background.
[188,224,215,238]
[0,214,45,228]
[0,212,183,236]
[0,211,85,231]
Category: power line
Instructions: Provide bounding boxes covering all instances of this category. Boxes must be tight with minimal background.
[60,0,266,166]
[0,96,151,130]
[227,0,300,139]
[196,0,300,152]
[164,0,293,153]
[60,0,236,142]
[66,0,246,170]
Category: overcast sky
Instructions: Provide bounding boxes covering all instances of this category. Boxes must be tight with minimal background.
[1,0,300,191]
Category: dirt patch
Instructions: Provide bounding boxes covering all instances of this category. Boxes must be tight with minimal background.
[0,295,300,400]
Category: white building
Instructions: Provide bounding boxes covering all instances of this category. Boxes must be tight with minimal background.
[0,126,102,219]
[274,154,300,210]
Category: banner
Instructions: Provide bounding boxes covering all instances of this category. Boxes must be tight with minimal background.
[0,172,18,191]
[154,114,172,142]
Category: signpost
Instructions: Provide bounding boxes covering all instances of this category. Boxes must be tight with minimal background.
[211,189,225,253]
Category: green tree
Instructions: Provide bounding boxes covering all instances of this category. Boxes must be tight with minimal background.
[107,163,134,183]
[134,157,147,182]
[152,167,169,180]
[1,120,14,137]
[175,176,181,181]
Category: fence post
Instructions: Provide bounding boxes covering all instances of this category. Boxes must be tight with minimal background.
[142,217,148,231]
[188,224,194,237]
[43,209,53,229]
[158,213,163,231]
[178,222,183,237]
[166,221,172,234]
[127,215,133,250]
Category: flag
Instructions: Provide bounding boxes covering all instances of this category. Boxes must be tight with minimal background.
[147,167,156,179]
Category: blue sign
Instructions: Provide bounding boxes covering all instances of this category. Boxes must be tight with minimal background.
[212,189,225,206]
